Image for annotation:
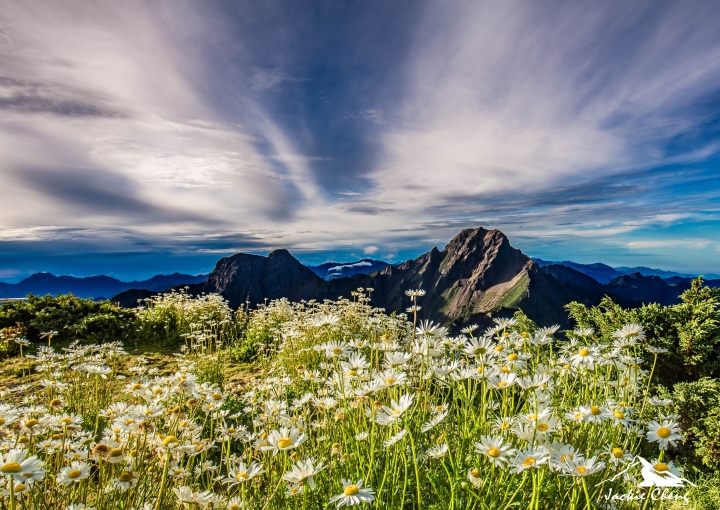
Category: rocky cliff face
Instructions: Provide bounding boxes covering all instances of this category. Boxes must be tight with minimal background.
[112,226,692,328]
[192,226,580,328]
[199,249,323,307]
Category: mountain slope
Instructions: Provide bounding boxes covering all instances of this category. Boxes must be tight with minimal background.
[189,227,583,328]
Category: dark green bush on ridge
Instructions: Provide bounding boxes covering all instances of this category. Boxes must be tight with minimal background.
[0,294,132,347]
[566,277,720,385]
[566,277,720,471]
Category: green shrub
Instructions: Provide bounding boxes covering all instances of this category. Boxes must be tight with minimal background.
[566,277,720,385]
[659,377,720,470]
[133,289,237,348]
[0,294,132,345]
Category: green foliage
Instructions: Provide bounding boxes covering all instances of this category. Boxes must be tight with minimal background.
[133,289,237,347]
[659,378,720,470]
[567,277,720,475]
[511,309,538,335]
[193,353,226,387]
[0,294,132,345]
[566,277,720,385]
[0,329,20,359]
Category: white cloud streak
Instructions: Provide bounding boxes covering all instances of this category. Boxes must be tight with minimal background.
[1,0,720,273]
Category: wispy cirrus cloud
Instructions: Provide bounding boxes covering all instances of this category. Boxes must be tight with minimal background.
[1,0,720,280]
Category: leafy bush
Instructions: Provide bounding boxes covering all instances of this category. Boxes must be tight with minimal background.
[659,377,720,470]
[0,294,132,346]
[133,289,238,348]
[567,277,720,475]
[566,277,720,385]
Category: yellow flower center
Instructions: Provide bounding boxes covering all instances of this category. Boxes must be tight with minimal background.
[494,345,504,352]
[579,348,590,357]
[344,485,360,496]
[228,428,236,434]
[521,332,530,338]
[333,348,343,355]
[119,472,133,482]
[497,381,508,388]
[131,384,142,390]
[68,469,82,479]
[560,454,572,462]
[109,448,123,457]
[470,469,480,477]
[500,366,510,373]
[590,406,601,415]
[153,388,163,395]
[563,364,571,370]
[212,393,222,400]
[236,472,249,480]
[537,423,548,432]
[1,463,21,473]
[26,419,39,427]
[654,462,669,472]
[657,427,671,438]
[125,419,135,426]
[523,457,536,467]
[613,411,625,419]
[611,448,624,458]
[577,466,587,474]
[0,418,4,425]
[527,414,537,421]
[392,409,401,416]
[50,399,61,406]
[162,436,178,447]
[487,447,501,458]
[230,505,241,510]
[278,437,293,449]
[508,353,519,361]
[14,483,26,491]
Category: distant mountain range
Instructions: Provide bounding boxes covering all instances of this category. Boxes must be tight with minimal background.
[112,226,708,330]
[0,272,208,300]
[533,258,720,283]
[308,259,389,280]
[5,226,720,332]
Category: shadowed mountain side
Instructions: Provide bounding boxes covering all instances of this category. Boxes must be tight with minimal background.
[196,249,323,307]
[319,228,566,328]
[604,272,682,306]
[111,227,704,329]
[166,227,586,329]
[538,264,620,305]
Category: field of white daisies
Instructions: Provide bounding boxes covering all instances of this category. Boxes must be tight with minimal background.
[1,282,720,509]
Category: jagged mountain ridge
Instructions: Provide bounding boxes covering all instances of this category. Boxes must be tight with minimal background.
[112,227,706,328]
[169,227,583,328]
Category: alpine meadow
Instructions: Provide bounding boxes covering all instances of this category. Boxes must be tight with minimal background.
[3,1,720,509]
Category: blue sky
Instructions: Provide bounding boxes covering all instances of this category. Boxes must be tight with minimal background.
[1,0,720,282]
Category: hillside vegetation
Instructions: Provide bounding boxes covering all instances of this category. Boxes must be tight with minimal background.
[0,281,719,509]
